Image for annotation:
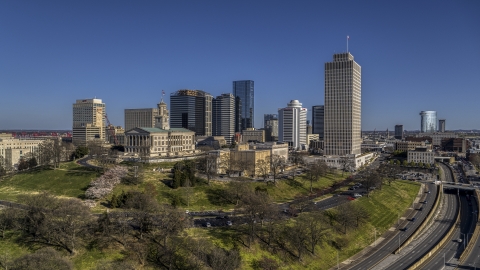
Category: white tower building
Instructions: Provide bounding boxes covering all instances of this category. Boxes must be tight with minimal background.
[72,98,106,144]
[324,52,362,156]
[278,100,307,150]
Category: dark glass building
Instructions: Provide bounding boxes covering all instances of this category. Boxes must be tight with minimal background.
[233,80,254,132]
[170,90,212,136]
[312,105,324,139]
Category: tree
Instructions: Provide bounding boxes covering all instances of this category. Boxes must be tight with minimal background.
[336,203,356,234]
[17,157,29,171]
[304,159,327,192]
[339,157,355,176]
[0,208,18,238]
[297,212,329,255]
[17,193,93,255]
[256,158,270,180]
[235,187,276,247]
[197,154,217,185]
[270,154,286,184]
[11,248,73,270]
[73,145,89,159]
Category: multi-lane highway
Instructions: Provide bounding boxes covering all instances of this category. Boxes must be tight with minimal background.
[387,191,458,270]
[421,191,477,269]
[347,184,437,270]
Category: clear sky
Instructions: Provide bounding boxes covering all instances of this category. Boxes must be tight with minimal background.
[1,0,479,131]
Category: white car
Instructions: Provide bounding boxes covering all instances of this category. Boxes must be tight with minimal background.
[353,193,362,198]
[226,221,232,226]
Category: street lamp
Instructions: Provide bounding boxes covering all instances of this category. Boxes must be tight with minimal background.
[398,234,401,255]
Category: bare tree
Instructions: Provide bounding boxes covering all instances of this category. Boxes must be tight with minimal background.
[339,157,355,176]
[197,154,218,185]
[256,158,270,180]
[304,159,327,192]
[270,154,286,184]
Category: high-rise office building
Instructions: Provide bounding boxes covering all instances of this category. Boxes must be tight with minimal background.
[124,108,159,131]
[324,52,362,156]
[312,105,324,139]
[212,93,235,144]
[420,111,437,133]
[439,119,446,132]
[264,114,278,141]
[170,90,212,136]
[278,100,307,150]
[394,125,404,140]
[72,98,106,144]
[233,80,254,131]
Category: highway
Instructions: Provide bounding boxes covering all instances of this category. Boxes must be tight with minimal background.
[457,194,480,269]
[421,192,477,269]
[386,191,458,270]
[347,184,437,270]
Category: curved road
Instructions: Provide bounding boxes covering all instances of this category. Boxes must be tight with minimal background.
[387,191,458,270]
[422,192,476,269]
[347,184,438,270]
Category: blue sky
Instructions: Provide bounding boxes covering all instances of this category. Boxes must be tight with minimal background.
[1,1,479,131]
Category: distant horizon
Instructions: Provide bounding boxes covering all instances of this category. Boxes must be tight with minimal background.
[1,1,479,131]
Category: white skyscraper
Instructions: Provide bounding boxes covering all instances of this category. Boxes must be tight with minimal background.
[278,100,307,150]
[324,52,361,156]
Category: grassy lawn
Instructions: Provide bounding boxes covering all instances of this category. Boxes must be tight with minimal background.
[0,162,99,201]
[191,180,420,270]
[92,168,350,213]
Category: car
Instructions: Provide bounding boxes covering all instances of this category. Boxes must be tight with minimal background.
[347,197,356,201]
[401,227,408,231]
[423,200,427,204]
[410,217,416,222]
[185,210,190,214]
[226,221,232,226]
[206,222,211,228]
[418,207,423,211]
[349,187,356,190]
[353,193,362,198]
[457,238,463,243]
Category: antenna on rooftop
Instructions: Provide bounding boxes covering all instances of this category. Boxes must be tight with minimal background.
[347,35,349,53]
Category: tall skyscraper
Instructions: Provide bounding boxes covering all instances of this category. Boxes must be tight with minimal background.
[72,98,106,144]
[264,114,278,142]
[278,100,307,150]
[233,80,254,131]
[312,105,324,139]
[420,111,437,133]
[170,90,212,136]
[439,119,446,132]
[394,124,404,140]
[212,93,235,144]
[324,52,362,156]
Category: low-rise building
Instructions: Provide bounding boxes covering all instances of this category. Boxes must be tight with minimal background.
[0,133,44,170]
[242,128,265,143]
[407,147,434,165]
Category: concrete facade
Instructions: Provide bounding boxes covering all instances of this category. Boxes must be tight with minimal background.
[324,53,362,155]
[278,100,307,150]
[0,133,44,169]
[72,98,105,145]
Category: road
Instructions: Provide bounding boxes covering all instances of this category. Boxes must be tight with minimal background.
[421,192,477,269]
[347,183,437,270]
[386,191,458,270]
[454,196,480,269]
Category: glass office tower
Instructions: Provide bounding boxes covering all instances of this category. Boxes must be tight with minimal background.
[420,111,437,133]
[233,80,254,132]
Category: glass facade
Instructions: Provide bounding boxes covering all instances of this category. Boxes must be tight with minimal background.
[420,111,437,133]
[233,80,254,132]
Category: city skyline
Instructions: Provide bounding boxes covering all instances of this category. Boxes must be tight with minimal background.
[1,1,479,131]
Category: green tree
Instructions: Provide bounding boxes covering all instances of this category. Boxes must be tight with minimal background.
[73,146,89,159]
